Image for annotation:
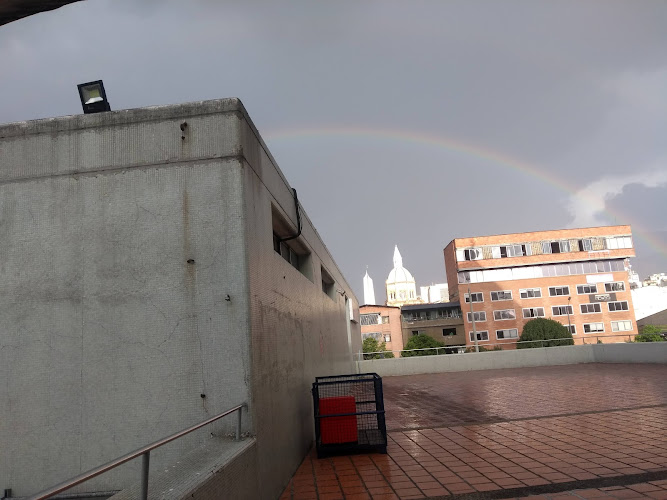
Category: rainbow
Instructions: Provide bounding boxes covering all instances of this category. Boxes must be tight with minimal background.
[264,126,667,258]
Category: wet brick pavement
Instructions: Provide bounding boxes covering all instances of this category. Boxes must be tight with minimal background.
[280,363,667,500]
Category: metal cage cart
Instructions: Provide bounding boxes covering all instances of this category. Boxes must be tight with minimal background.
[312,373,387,458]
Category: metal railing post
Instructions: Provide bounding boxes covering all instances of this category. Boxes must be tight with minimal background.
[235,406,242,441]
[140,451,150,500]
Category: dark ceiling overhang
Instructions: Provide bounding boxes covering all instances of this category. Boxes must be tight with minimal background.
[0,0,83,27]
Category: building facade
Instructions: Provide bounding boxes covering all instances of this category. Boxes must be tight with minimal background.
[359,305,403,354]
[444,226,637,348]
[0,99,360,498]
[400,302,466,351]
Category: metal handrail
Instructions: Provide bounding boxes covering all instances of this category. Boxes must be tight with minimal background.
[28,403,247,500]
[357,334,636,360]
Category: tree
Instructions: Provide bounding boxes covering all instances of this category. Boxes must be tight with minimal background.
[362,337,395,359]
[401,334,446,357]
[517,318,574,349]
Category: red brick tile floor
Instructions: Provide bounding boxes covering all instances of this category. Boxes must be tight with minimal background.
[280,364,667,500]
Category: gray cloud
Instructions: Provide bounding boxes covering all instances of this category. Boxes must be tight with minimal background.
[1,0,666,301]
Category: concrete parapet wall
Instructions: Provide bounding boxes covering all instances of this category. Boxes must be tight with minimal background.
[357,343,666,377]
[592,342,667,364]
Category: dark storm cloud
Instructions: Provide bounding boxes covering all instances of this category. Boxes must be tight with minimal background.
[1,0,666,300]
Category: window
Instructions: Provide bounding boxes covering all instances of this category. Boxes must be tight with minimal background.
[272,208,313,280]
[608,301,629,312]
[583,322,604,333]
[496,328,518,339]
[605,236,633,250]
[605,282,625,292]
[523,307,545,318]
[362,332,381,340]
[520,288,542,299]
[578,239,593,251]
[442,328,457,337]
[360,313,380,326]
[552,305,573,316]
[493,309,516,321]
[611,321,632,332]
[491,290,513,301]
[580,303,601,314]
[321,266,335,300]
[464,292,484,303]
[466,311,486,322]
[384,334,392,342]
[464,248,483,261]
[500,244,523,258]
[458,259,625,284]
[411,330,424,336]
[470,331,489,342]
[549,286,570,297]
[567,325,577,335]
[381,315,390,324]
[577,284,597,294]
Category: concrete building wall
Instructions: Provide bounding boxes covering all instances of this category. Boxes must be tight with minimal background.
[0,99,360,498]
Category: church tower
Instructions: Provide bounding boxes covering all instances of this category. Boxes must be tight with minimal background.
[385,245,421,307]
[363,268,376,305]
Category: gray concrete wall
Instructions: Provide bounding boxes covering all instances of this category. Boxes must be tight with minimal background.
[239,107,360,500]
[357,343,666,377]
[0,99,360,498]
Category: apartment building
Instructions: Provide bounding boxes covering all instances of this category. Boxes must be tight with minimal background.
[400,302,466,351]
[359,305,403,353]
[444,226,637,347]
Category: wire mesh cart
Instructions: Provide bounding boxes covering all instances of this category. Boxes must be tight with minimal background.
[312,373,387,458]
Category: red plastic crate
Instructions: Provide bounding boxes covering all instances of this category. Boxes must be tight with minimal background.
[319,396,358,444]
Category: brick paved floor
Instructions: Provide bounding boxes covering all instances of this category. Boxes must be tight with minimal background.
[280,364,667,500]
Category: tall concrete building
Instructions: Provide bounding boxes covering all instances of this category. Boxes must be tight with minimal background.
[444,226,637,347]
[0,99,360,498]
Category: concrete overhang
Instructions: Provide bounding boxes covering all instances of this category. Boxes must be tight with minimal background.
[0,0,83,27]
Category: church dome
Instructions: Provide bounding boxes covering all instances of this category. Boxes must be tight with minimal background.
[387,266,414,284]
[386,245,415,284]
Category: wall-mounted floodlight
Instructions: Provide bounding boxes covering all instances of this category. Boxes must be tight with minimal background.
[77,80,111,114]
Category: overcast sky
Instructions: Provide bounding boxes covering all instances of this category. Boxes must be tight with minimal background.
[2,0,666,302]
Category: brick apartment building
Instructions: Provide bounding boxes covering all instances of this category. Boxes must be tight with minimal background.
[444,225,637,348]
[359,305,403,354]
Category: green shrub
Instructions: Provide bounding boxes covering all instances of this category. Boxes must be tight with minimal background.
[640,324,662,335]
[401,334,446,357]
[362,337,395,359]
[518,318,574,349]
[633,333,665,342]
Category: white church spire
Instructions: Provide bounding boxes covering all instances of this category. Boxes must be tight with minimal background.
[363,267,376,305]
[393,245,403,269]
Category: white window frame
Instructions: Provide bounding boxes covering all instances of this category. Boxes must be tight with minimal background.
[580,303,601,314]
[520,288,542,299]
[576,284,597,294]
[522,307,545,318]
[469,330,489,342]
[583,322,605,334]
[608,301,629,312]
[567,324,577,335]
[552,305,573,316]
[466,311,486,322]
[496,328,518,340]
[549,286,570,297]
[493,309,516,321]
[491,290,513,301]
[384,334,391,342]
[611,321,632,332]
[604,282,625,292]
[464,292,484,303]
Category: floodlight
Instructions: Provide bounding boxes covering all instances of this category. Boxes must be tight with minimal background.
[77,80,111,114]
